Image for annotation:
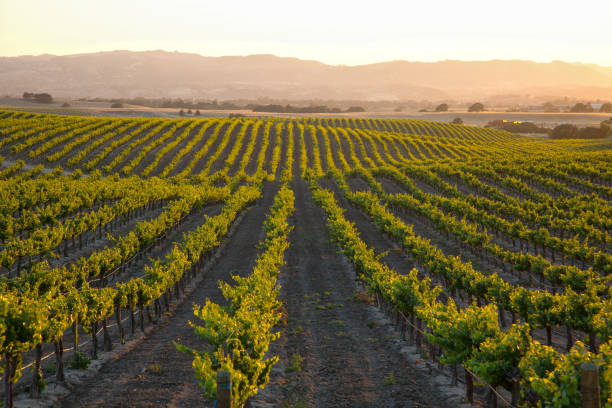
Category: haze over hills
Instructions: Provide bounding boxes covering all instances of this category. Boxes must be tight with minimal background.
[1,50,611,103]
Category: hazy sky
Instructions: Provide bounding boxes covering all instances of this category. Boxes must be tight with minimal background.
[2,0,611,66]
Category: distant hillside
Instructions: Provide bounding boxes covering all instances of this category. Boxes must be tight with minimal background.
[1,51,611,102]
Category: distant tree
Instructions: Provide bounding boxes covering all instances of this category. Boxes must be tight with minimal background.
[435,103,449,112]
[542,102,560,113]
[61,102,71,108]
[550,124,578,139]
[578,126,607,139]
[600,103,612,113]
[468,103,485,112]
[346,106,365,113]
[487,120,550,134]
[601,118,612,136]
[418,108,429,112]
[570,103,593,113]
[179,109,185,116]
[23,92,53,103]
[394,106,403,112]
[194,109,201,116]
[451,117,464,125]
[35,93,53,103]
[110,102,123,108]
[187,109,192,114]
[252,104,284,113]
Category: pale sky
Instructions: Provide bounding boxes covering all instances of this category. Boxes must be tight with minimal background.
[1,0,611,66]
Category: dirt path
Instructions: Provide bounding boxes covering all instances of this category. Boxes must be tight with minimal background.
[167,122,218,177]
[112,201,223,285]
[131,124,186,176]
[148,122,205,177]
[59,122,143,170]
[189,123,230,176]
[373,176,588,353]
[93,122,170,171]
[1,200,216,397]
[228,122,254,176]
[60,182,278,408]
[255,180,456,408]
[244,123,265,176]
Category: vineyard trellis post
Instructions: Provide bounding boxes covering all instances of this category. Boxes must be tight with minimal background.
[580,363,600,408]
[464,367,474,403]
[217,371,232,408]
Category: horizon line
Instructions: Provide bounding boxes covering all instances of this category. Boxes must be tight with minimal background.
[2,49,611,69]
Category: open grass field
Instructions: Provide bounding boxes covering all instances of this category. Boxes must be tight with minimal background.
[2,98,610,128]
[0,109,611,408]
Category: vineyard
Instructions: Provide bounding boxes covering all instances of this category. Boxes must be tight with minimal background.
[0,109,611,407]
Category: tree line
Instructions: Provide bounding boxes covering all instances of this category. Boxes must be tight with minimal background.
[22,92,53,104]
[250,104,365,114]
[551,119,612,139]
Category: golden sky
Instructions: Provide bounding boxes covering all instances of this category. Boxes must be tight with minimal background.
[1,0,611,66]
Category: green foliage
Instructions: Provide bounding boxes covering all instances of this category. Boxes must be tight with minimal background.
[307,169,612,408]
[519,342,589,407]
[468,102,485,112]
[423,301,500,366]
[286,353,303,373]
[383,371,396,386]
[0,110,610,407]
[435,103,449,112]
[570,102,594,113]
[468,324,531,389]
[68,350,91,370]
[177,186,294,407]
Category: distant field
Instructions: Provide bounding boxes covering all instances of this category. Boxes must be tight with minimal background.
[0,110,611,407]
[379,111,612,127]
[1,97,610,127]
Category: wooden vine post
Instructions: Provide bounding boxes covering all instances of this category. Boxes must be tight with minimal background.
[580,363,600,408]
[464,368,474,403]
[217,371,232,408]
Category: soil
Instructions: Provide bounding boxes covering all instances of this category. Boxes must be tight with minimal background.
[2,198,215,398]
[60,182,279,408]
[167,121,219,177]
[59,122,143,170]
[189,122,231,176]
[262,124,277,175]
[347,174,588,356]
[148,122,205,177]
[47,176,468,408]
[244,123,265,176]
[276,124,290,180]
[403,139,426,161]
[130,123,188,176]
[228,123,254,176]
[313,127,329,172]
[255,180,458,408]
[208,122,244,175]
[5,111,604,407]
[92,122,169,171]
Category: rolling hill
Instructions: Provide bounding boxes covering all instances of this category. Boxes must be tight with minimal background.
[1,50,611,101]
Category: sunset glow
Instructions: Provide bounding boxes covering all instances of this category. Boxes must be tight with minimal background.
[2,0,611,65]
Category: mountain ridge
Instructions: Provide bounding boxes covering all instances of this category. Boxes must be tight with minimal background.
[1,50,611,102]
